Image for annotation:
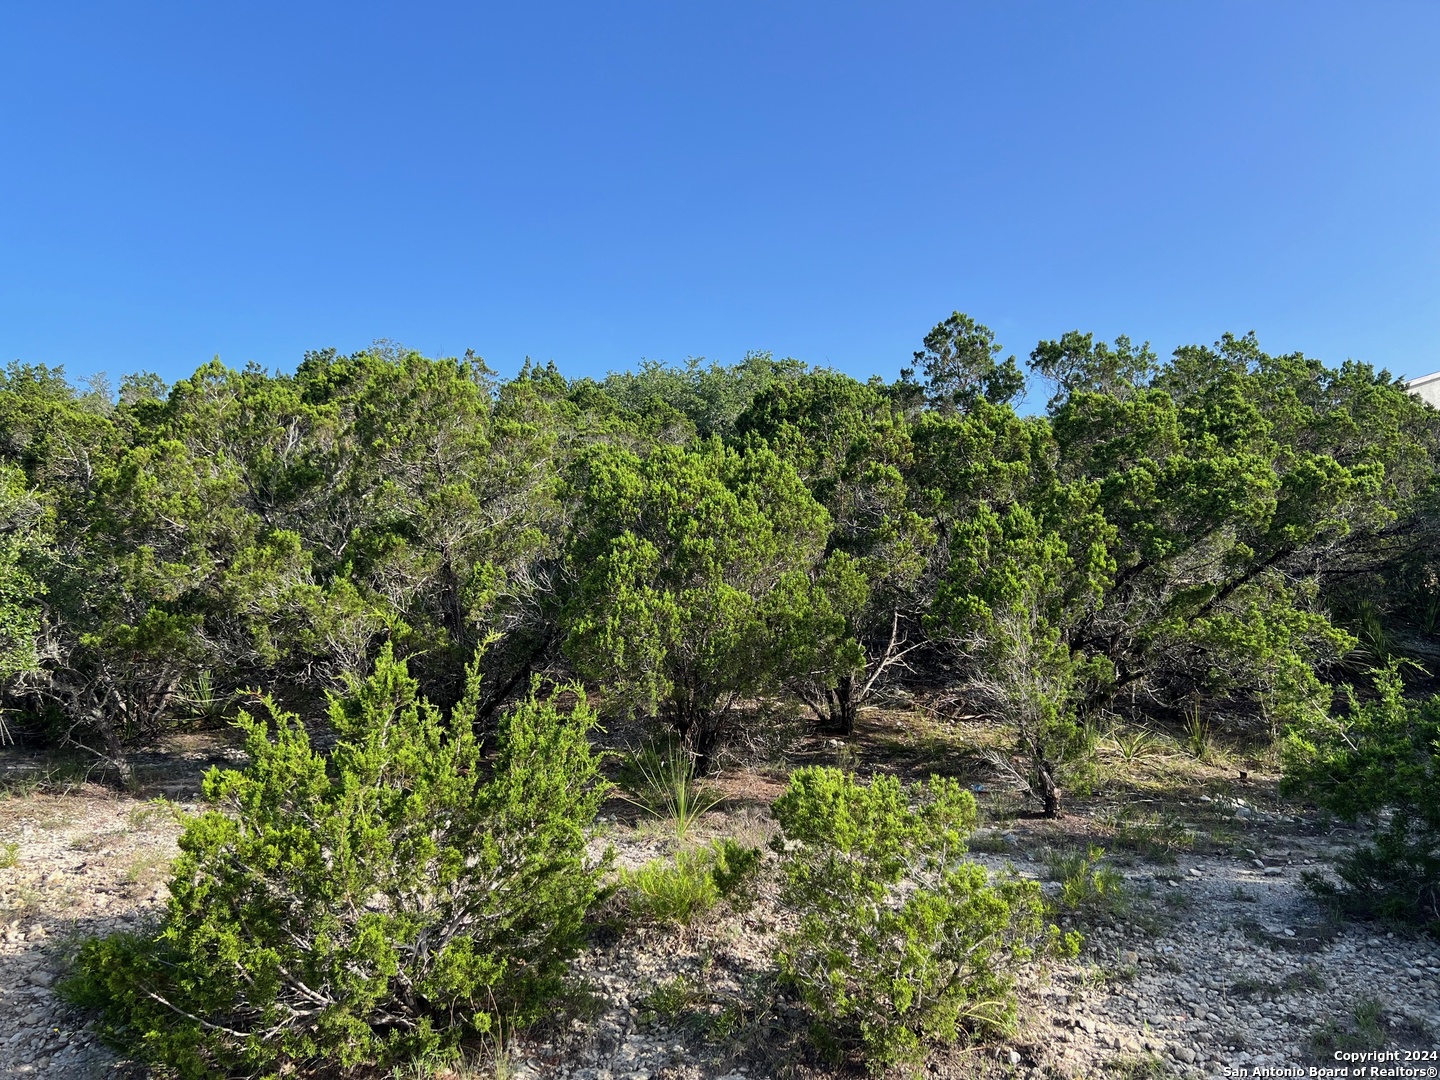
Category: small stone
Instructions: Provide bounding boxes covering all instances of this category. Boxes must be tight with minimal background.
[1252,859,1265,869]
[24,969,55,988]
[1008,1050,1022,1065]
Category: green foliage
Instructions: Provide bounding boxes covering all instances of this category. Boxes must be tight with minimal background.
[1182,705,1215,762]
[770,767,1078,1072]
[621,848,721,926]
[0,317,1434,846]
[1047,846,1127,916]
[639,974,704,1023]
[0,464,50,685]
[563,438,833,763]
[62,645,608,1079]
[1285,665,1440,932]
[1110,1053,1171,1080]
[1107,726,1159,766]
[1309,996,1390,1057]
[1029,331,1157,411]
[600,352,809,439]
[737,372,933,733]
[620,838,762,926]
[1040,336,1416,741]
[1302,823,1440,933]
[929,496,1116,815]
[709,837,763,908]
[909,312,1025,413]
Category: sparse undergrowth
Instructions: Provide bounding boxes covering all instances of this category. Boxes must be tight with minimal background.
[12,690,1439,1080]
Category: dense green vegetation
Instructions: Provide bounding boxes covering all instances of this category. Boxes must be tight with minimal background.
[772,766,1078,1070]
[64,646,609,1078]
[2,319,1434,794]
[10,312,1440,1073]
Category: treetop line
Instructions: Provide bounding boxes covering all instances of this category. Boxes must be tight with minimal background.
[0,313,1435,821]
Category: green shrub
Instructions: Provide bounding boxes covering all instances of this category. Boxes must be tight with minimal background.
[61,645,608,1079]
[770,766,1078,1073]
[1048,846,1126,916]
[709,837,762,909]
[1283,666,1439,933]
[1301,821,1439,931]
[622,837,762,925]
[622,847,721,925]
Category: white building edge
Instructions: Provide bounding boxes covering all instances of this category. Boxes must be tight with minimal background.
[1409,370,1440,409]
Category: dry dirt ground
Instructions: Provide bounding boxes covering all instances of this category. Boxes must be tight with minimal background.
[2,712,1437,1080]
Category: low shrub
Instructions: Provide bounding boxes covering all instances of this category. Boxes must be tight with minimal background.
[639,974,704,1023]
[1301,820,1440,931]
[770,766,1078,1073]
[1047,846,1126,916]
[710,837,762,909]
[1283,666,1439,934]
[622,837,762,925]
[61,645,609,1079]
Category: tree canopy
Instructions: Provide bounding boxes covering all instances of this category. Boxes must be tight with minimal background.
[1,316,1435,811]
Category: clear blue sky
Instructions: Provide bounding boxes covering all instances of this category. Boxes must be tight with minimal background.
[3,2,1438,394]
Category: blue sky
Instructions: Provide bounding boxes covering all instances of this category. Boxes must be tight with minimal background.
[3,2,1438,395]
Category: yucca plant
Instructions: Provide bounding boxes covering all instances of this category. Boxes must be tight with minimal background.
[177,669,233,727]
[1109,726,1158,766]
[1182,705,1214,763]
[617,738,725,843]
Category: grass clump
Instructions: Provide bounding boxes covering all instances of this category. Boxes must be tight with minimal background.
[0,840,17,868]
[617,739,725,843]
[1099,806,1196,861]
[1109,1053,1169,1080]
[1182,706,1215,762]
[640,974,704,1023]
[61,646,609,1080]
[122,850,171,888]
[623,848,719,925]
[771,767,1078,1074]
[1047,846,1126,916]
[622,837,762,925]
[1310,996,1389,1056]
[126,797,175,831]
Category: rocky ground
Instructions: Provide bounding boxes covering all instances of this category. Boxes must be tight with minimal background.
[2,730,1437,1080]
